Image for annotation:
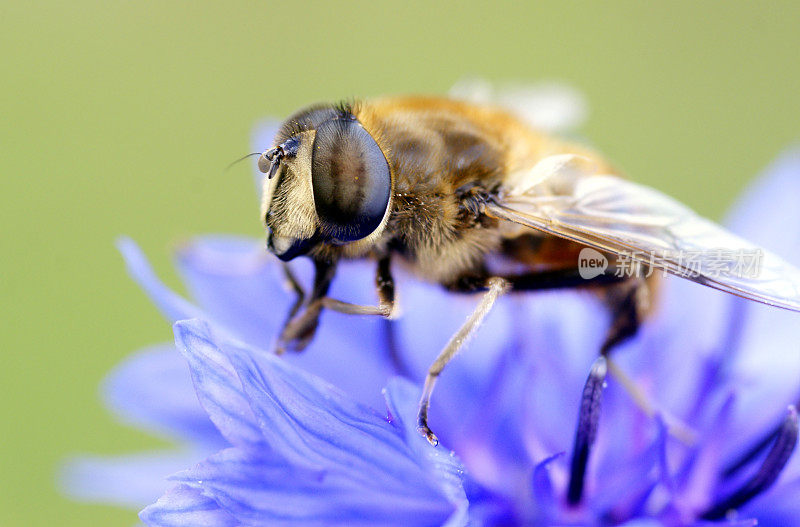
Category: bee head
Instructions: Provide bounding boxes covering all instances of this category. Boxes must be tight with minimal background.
[260,104,392,261]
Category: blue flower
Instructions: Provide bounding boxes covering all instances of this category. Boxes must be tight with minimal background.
[62,146,800,526]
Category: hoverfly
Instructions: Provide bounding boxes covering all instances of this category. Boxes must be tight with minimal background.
[255,87,800,452]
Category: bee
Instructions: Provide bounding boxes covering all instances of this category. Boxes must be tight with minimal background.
[257,93,800,451]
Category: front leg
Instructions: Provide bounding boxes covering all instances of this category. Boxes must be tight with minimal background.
[276,258,337,354]
[276,255,396,353]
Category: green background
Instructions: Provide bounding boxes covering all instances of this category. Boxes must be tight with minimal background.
[2,1,798,525]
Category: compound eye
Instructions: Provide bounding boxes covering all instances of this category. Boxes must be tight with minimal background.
[311,118,391,242]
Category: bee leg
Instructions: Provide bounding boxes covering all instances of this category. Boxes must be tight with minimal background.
[447,266,629,294]
[480,269,643,354]
[373,256,408,374]
[312,255,396,317]
[599,277,648,356]
[604,357,697,444]
[450,267,640,353]
[597,278,698,443]
[280,262,306,322]
[276,259,337,354]
[375,255,396,317]
[277,256,397,353]
[417,277,510,446]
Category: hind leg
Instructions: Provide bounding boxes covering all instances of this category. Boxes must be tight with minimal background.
[599,276,650,355]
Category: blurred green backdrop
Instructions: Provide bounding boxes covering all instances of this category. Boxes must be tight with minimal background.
[1,1,799,525]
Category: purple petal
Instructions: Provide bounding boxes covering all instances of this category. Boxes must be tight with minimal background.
[173,320,266,451]
[616,520,664,527]
[678,394,736,515]
[693,521,757,527]
[102,344,224,446]
[388,276,530,498]
[389,273,517,452]
[60,450,207,509]
[170,319,466,525]
[173,447,457,527]
[631,274,737,410]
[590,414,664,518]
[383,377,469,526]
[222,335,425,484]
[175,317,463,506]
[531,451,565,519]
[118,237,204,323]
[725,148,800,253]
[514,291,610,457]
[724,311,800,464]
[393,285,604,521]
[140,484,238,527]
[655,415,676,494]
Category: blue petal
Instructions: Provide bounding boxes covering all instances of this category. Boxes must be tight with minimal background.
[512,291,610,455]
[693,521,757,527]
[371,273,523,493]
[617,520,664,527]
[172,447,457,527]
[725,148,800,252]
[165,322,465,526]
[677,394,736,515]
[140,484,239,527]
[125,233,393,411]
[590,414,665,519]
[175,318,464,512]
[173,320,266,451]
[60,450,208,509]
[383,377,469,526]
[102,344,224,446]
[723,301,800,464]
[629,273,738,415]
[118,237,205,323]
[531,451,565,521]
[400,279,597,431]
[655,415,676,495]
[222,334,433,486]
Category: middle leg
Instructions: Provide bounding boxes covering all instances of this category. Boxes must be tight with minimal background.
[417,276,510,445]
[417,266,634,444]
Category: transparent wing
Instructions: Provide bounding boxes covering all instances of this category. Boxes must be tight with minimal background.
[449,78,588,134]
[485,154,800,312]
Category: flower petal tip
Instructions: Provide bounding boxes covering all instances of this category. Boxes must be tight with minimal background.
[140,484,238,527]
